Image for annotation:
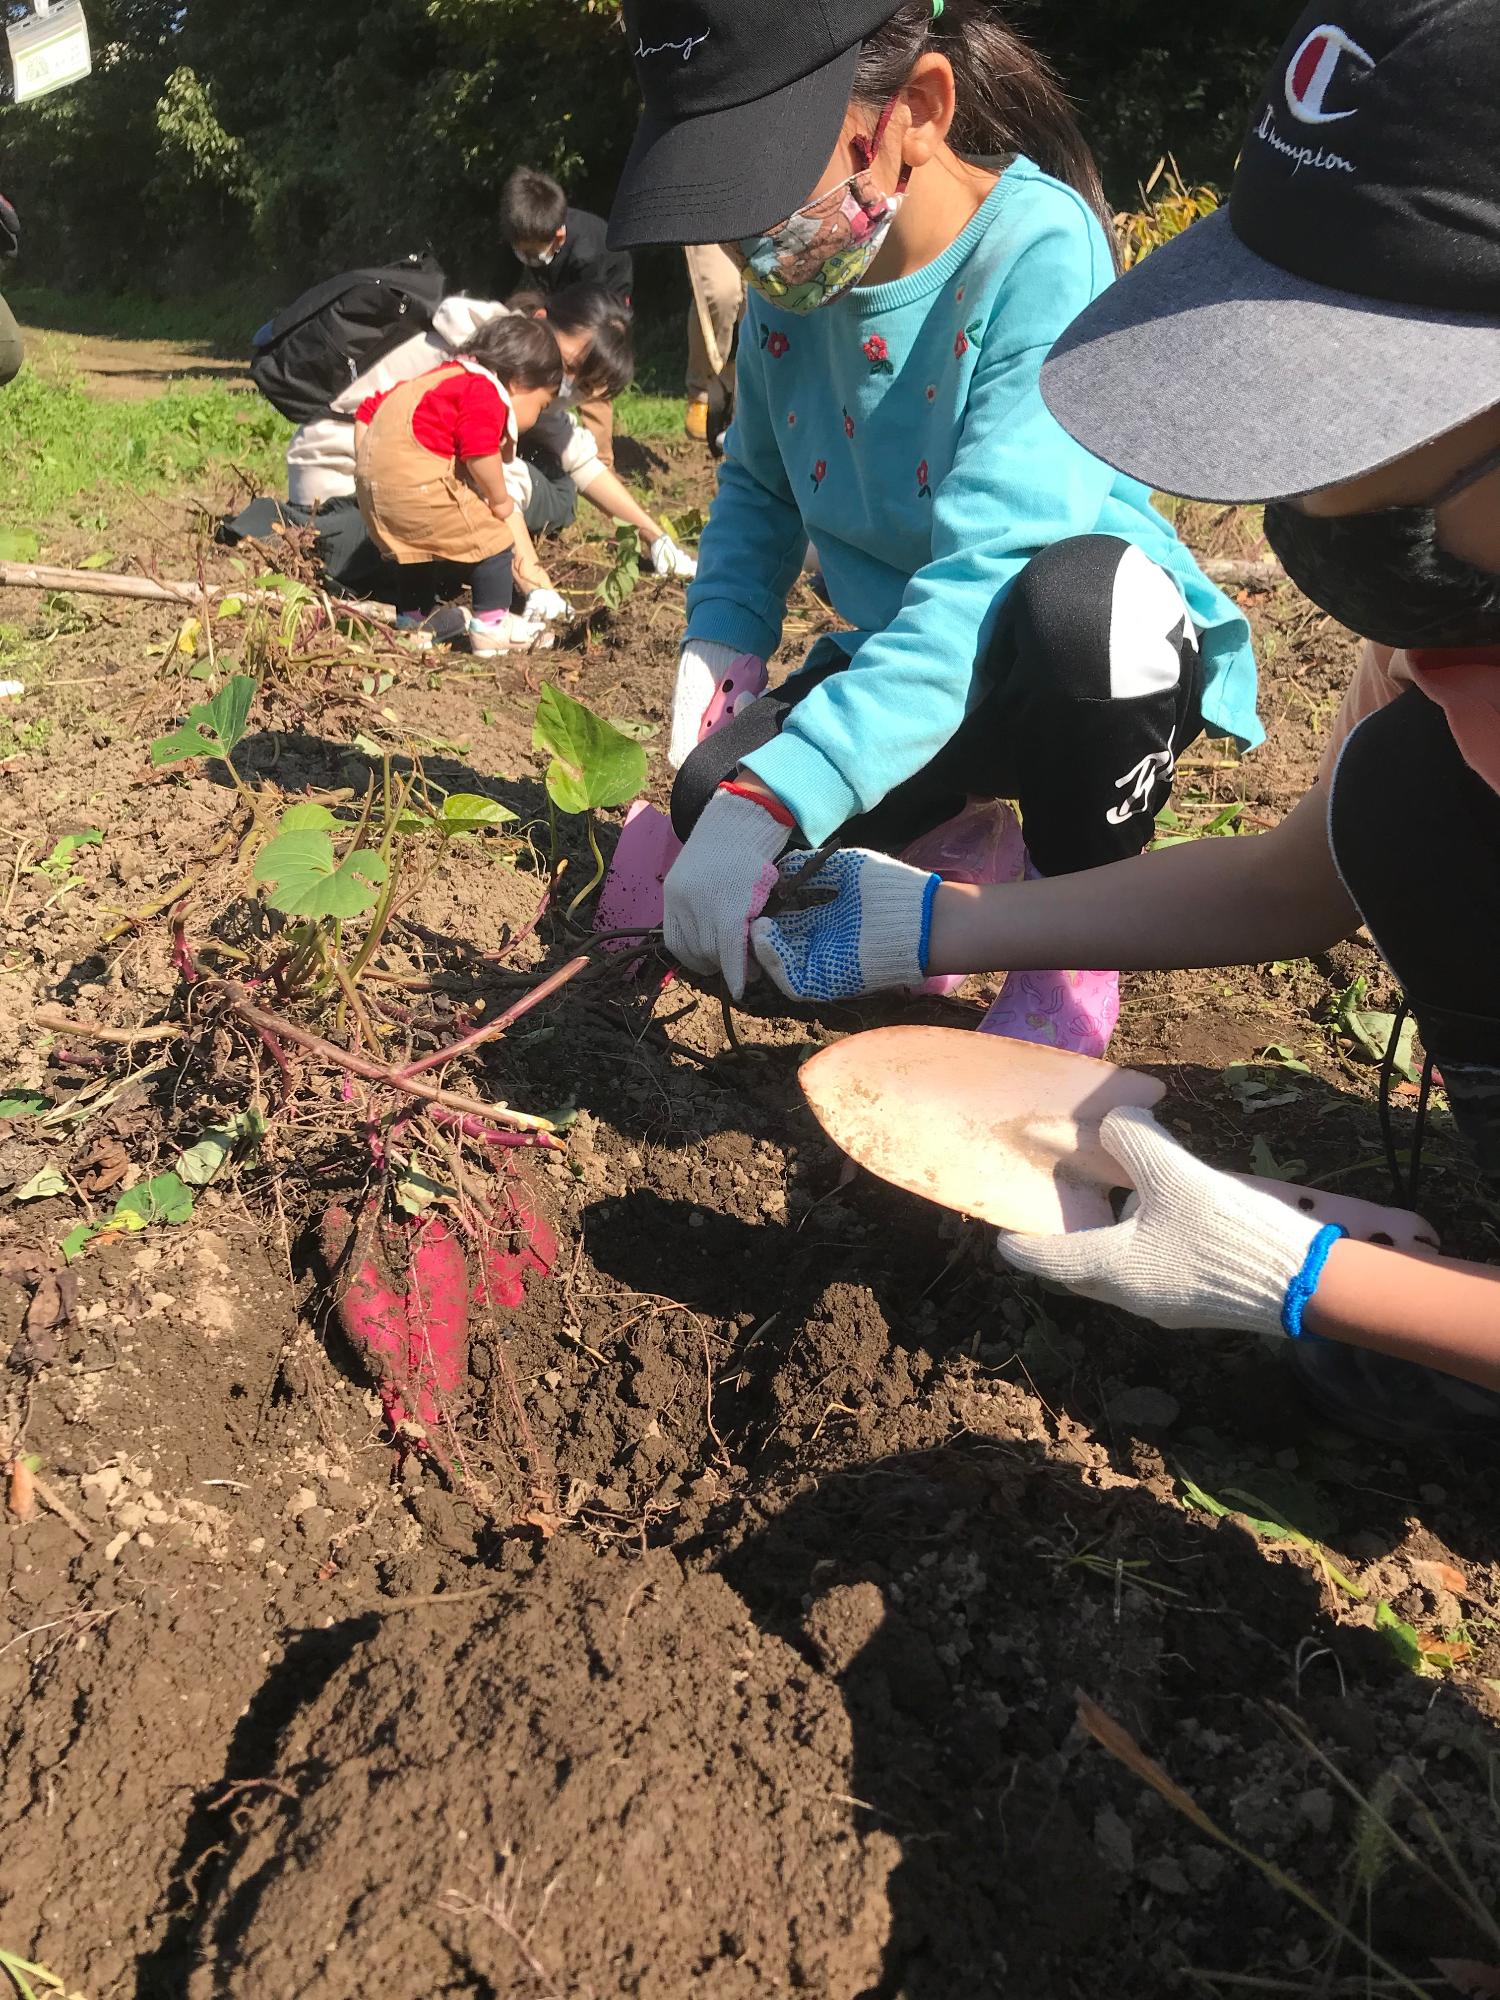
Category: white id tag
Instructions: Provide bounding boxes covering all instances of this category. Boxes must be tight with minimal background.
[8,1,92,104]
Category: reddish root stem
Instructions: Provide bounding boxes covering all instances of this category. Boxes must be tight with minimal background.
[390,955,591,1087]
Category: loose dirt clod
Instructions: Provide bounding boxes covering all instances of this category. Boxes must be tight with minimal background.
[184,1542,899,2000]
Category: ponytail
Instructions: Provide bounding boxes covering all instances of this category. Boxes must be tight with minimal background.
[853,1,1116,263]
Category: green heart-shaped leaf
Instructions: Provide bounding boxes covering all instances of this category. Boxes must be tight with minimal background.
[254,826,388,918]
[150,674,257,768]
[277,801,337,833]
[533,683,647,815]
[439,791,516,833]
[112,1172,195,1227]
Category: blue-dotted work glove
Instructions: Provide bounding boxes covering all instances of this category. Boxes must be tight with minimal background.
[749,847,941,1002]
[999,1107,1344,1338]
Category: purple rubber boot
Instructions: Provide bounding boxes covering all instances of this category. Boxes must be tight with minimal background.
[979,856,1119,1057]
[899,800,1026,998]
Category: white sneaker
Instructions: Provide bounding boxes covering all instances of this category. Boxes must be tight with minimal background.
[466,610,555,656]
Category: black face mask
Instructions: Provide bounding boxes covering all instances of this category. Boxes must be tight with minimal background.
[1262,444,1500,652]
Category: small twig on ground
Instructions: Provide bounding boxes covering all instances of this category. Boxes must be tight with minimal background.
[1198,556,1287,590]
[490,1339,563,1528]
[33,1474,92,1543]
[441,1864,563,1997]
[0,557,398,624]
[35,1005,184,1047]
[364,1581,509,1615]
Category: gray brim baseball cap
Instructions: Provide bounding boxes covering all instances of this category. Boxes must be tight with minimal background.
[1040,210,1500,503]
[1042,0,1500,504]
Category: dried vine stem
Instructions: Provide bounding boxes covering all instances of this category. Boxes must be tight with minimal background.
[200,980,560,1138]
[34,1006,184,1047]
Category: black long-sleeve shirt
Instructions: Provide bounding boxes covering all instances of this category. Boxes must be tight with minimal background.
[502,207,632,307]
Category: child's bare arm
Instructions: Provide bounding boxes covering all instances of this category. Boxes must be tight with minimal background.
[928,782,1359,976]
[463,453,514,516]
[1308,1242,1500,1390]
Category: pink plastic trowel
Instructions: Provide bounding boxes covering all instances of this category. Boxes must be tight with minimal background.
[799,1025,1441,1251]
[595,800,681,948]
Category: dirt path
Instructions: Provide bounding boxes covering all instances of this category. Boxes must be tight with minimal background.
[18,323,252,399]
[0,446,1497,1998]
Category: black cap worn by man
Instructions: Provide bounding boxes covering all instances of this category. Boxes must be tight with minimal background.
[609,0,906,249]
[1041,0,1500,502]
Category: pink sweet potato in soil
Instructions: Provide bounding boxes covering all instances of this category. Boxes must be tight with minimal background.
[473,1188,559,1311]
[320,1202,411,1388]
[403,1214,470,1428]
[324,1192,553,1445]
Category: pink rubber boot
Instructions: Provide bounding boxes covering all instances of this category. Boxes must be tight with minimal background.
[900,800,1027,997]
[595,800,682,949]
[979,857,1120,1058]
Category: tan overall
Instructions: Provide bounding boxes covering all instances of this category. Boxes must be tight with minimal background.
[355,363,517,567]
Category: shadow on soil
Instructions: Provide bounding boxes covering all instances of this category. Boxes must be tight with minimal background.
[716,1438,1500,1995]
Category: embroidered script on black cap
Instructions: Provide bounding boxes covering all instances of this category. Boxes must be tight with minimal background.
[1253,109,1356,176]
[635,29,711,60]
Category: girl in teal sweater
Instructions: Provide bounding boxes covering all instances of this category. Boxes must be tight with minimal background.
[609,0,1259,1051]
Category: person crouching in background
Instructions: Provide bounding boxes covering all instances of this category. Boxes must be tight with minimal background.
[499,165,632,469]
[354,315,562,655]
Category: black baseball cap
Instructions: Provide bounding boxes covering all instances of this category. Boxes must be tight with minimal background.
[1041,0,1500,502]
[609,0,906,249]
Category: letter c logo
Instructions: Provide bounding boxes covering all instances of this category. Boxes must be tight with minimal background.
[1286,25,1376,125]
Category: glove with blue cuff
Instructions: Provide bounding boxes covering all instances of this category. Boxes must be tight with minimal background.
[750,847,942,1002]
[998,1106,1344,1339]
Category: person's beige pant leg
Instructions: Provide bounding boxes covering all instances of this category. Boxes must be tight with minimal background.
[684,244,745,400]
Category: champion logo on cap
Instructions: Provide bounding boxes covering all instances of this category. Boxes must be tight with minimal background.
[1285,24,1376,126]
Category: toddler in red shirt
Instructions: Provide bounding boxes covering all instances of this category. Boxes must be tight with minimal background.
[355,315,562,654]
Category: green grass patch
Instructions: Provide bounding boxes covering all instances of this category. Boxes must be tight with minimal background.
[0,368,291,531]
[6,281,264,353]
[615,388,683,440]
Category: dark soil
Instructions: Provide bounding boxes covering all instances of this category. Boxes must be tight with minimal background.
[2,450,1498,2000]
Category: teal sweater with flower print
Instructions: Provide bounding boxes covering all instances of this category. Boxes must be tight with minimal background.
[684,157,1261,847]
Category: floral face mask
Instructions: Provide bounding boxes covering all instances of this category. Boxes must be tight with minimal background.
[735,97,910,314]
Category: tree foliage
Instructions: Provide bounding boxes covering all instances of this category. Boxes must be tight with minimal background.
[0,0,1285,300]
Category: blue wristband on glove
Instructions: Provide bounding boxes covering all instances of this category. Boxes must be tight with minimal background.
[916,870,940,975]
[1281,1224,1346,1340]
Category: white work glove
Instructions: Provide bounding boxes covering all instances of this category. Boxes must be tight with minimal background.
[751,848,940,1002]
[668,640,768,771]
[525,587,570,624]
[998,1107,1340,1338]
[664,788,790,1000]
[650,532,698,581]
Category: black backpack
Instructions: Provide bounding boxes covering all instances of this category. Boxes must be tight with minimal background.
[250,253,447,425]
